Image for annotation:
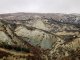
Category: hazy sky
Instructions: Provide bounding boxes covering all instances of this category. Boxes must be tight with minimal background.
[0,0,80,13]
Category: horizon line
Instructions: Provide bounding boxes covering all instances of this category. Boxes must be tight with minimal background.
[0,12,80,15]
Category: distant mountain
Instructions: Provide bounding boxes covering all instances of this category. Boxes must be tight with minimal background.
[0,12,80,25]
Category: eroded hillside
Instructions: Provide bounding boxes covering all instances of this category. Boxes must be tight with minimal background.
[0,13,80,60]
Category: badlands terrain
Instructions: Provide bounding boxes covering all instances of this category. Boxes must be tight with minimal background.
[0,13,80,60]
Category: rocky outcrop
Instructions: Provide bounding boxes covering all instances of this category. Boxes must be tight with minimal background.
[0,13,80,60]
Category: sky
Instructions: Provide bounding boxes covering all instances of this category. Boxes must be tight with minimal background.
[0,0,80,14]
